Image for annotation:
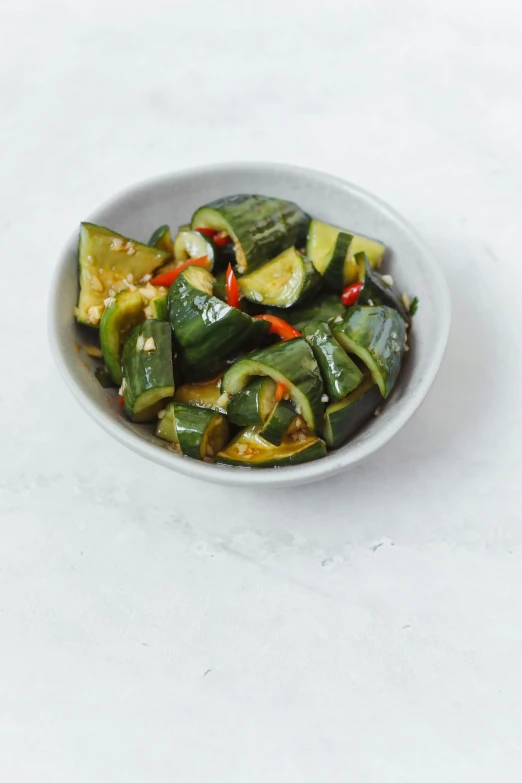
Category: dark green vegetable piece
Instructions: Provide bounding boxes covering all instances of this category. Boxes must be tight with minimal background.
[191,194,309,273]
[410,296,419,316]
[75,223,169,326]
[259,400,298,446]
[221,338,324,431]
[149,225,174,254]
[156,402,228,461]
[238,247,319,308]
[168,265,264,380]
[355,253,409,320]
[121,320,175,422]
[216,426,327,467]
[227,377,277,426]
[272,293,347,332]
[94,366,115,388]
[100,289,146,384]
[323,375,382,448]
[331,306,406,398]
[303,320,363,401]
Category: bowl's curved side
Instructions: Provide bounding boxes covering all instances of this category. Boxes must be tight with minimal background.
[49,162,450,487]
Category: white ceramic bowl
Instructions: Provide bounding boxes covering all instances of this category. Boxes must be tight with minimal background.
[49,162,450,487]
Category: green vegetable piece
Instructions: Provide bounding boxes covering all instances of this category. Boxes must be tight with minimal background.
[410,296,419,316]
[227,377,277,426]
[238,247,319,308]
[174,376,226,412]
[156,402,228,461]
[331,306,406,398]
[122,320,175,422]
[303,320,363,400]
[100,289,146,384]
[75,223,169,326]
[216,426,326,467]
[191,194,309,273]
[221,338,325,431]
[273,293,347,332]
[94,366,115,388]
[306,219,385,286]
[150,294,168,321]
[355,253,409,320]
[173,230,215,269]
[323,375,382,448]
[260,400,298,446]
[307,220,353,291]
[168,265,265,380]
[149,225,174,254]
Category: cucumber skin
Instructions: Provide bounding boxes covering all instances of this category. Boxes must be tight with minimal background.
[260,401,297,446]
[227,377,276,426]
[122,320,174,420]
[192,195,310,273]
[172,403,227,460]
[168,269,262,380]
[303,320,363,401]
[324,382,381,448]
[331,306,406,398]
[222,338,324,431]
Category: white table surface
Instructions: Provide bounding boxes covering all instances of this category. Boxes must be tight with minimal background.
[2,0,521,780]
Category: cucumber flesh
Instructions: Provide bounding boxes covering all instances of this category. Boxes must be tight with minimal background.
[227,377,277,426]
[75,223,169,326]
[216,426,326,467]
[174,230,215,269]
[306,219,385,286]
[174,376,227,413]
[238,247,319,308]
[331,306,406,398]
[100,289,146,384]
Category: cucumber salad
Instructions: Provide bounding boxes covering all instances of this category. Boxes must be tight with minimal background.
[74,194,417,468]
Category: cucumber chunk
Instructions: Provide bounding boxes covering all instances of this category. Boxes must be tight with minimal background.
[303,320,363,401]
[192,194,309,274]
[216,426,326,467]
[222,338,324,431]
[121,320,174,422]
[331,306,406,398]
[238,247,319,308]
[156,402,228,461]
[75,223,169,326]
[227,377,277,426]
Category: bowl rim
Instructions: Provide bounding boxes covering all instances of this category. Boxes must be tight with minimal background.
[49,161,451,487]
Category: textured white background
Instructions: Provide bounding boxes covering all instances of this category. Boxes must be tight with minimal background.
[1,1,522,780]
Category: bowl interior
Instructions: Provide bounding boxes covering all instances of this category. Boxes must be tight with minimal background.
[49,163,449,487]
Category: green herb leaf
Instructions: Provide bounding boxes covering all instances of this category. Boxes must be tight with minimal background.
[410,296,419,316]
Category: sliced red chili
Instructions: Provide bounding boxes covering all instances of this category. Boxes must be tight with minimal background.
[275,381,287,402]
[253,315,301,341]
[341,281,363,307]
[151,257,208,287]
[226,263,240,308]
